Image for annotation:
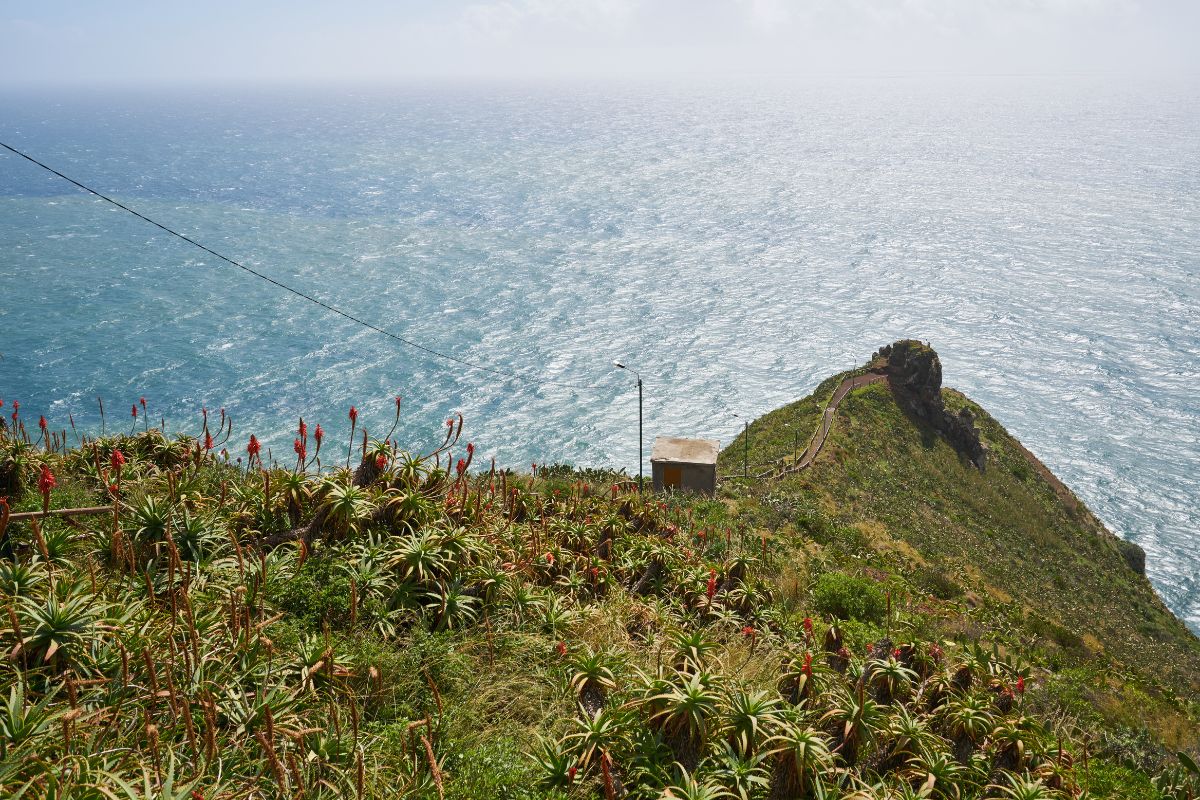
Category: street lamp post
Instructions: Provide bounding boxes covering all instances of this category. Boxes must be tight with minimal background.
[614,361,643,492]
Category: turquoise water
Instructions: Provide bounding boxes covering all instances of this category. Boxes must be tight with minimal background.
[2,77,1198,631]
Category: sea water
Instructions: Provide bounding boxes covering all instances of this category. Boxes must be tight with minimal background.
[1,76,1198,632]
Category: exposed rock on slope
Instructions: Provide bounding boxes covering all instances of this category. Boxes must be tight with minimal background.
[874,339,988,470]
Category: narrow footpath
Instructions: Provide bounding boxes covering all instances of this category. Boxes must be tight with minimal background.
[758,371,888,480]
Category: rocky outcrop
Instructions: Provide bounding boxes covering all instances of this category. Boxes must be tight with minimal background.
[873,340,988,471]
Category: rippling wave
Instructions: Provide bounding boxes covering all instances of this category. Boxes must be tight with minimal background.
[2,77,1197,631]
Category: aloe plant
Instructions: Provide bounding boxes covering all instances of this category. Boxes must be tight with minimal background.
[15,586,104,668]
[567,645,620,716]
[722,689,784,758]
[643,670,724,771]
[765,715,835,799]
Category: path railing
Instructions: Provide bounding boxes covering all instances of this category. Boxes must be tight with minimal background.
[755,371,888,481]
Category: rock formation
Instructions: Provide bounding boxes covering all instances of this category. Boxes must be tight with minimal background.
[873,340,988,470]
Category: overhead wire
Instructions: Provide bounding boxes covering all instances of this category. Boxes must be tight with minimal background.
[0,140,611,393]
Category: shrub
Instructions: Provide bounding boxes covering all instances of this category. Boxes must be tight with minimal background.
[811,572,886,623]
[271,554,352,628]
[914,566,963,600]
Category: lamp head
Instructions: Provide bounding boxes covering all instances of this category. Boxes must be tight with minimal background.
[613,361,626,370]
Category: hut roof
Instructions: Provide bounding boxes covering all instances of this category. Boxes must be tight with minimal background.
[650,436,720,466]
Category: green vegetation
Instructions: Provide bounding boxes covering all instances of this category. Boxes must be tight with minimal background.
[1,345,1198,798]
[718,350,1200,797]
[811,572,886,623]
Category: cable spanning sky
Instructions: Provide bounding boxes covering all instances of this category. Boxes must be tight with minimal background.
[1,0,1196,85]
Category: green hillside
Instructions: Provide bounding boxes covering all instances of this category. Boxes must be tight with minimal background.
[0,342,1198,799]
[720,342,1200,769]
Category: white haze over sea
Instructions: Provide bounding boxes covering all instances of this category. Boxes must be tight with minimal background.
[1,77,1198,632]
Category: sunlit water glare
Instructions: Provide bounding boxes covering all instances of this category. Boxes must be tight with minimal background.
[2,77,1198,631]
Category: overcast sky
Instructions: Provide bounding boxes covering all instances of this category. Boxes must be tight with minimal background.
[1,0,1197,85]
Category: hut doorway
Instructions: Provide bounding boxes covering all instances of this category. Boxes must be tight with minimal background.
[663,466,682,489]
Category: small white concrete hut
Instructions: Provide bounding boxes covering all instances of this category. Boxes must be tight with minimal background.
[650,436,719,494]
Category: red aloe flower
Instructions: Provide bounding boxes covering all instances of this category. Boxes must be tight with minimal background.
[566,766,577,784]
[38,464,56,495]
[1016,676,1025,694]
[545,552,554,564]
[384,395,404,441]
[706,568,717,601]
[38,415,47,431]
[204,432,215,451]
[803,617,814,637]
[299,418,307,439]
[110,449,125,471]
[741,625,756,638]
[801,652,813,678]
[38,464,56,515]
[294,438,306,461]
[375,453,388,470]
[247,435,261,458]
[131,405,138,419]
[139,397,146,410]
[466,442,474,458]
[456,458,467,476]
[314,424,324,445]
[346,408,359,469]
[556,641,567,657]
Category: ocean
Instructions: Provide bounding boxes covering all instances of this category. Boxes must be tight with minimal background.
[1,76,1197,632]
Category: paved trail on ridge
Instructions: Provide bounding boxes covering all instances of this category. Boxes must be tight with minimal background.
[760,371,888,480]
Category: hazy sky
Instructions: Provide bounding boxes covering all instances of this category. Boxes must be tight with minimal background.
[1,0,1197,85]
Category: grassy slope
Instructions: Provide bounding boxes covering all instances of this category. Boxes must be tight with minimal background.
[4,366,1200,799]
[720,375,1200,755]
